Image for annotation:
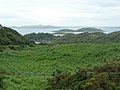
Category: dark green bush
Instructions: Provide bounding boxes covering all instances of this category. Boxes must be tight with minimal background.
[8,45,19,50]
[0,75,5,89]
[47,60,120,90]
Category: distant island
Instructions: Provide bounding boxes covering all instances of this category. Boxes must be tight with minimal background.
[53,29,75,33]
[10,24,120,35]
[76,28,103,32]
[11,24,61,29]
[53,28,103,34]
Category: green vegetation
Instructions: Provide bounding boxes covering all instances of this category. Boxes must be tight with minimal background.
[107,31,120,43]
[0,25,120,90]
[24,33,54,41]
[47,59,120,90]
[24,33,54,44]
[0,43,120,89]
[54,31,120,44]
[0,27,32,45]
[54,32,107,44]
[25,31,120,44]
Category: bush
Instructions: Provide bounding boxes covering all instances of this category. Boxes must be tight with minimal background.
[47,60,120,90]
[8,45,18,50]
[79,73,116,90]
[0,75,5,89]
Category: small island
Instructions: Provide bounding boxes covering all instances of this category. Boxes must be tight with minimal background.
[53,29,74,33]
[76,28,103,32]
[53,27,104,34]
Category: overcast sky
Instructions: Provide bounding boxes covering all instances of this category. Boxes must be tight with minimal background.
[0,0,120,26]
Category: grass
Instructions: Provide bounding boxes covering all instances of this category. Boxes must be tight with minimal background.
[0,43,120,89]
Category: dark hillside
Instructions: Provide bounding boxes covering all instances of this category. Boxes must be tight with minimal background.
[108,31,120,43]
[24,33,54,41]
[25,30,120,44]
[0,27,32,45]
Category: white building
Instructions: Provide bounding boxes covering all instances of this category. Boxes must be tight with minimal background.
[35,41,42,44]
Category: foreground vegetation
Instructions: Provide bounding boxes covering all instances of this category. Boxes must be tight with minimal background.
[0,43,120,89]
[47,59,120,90]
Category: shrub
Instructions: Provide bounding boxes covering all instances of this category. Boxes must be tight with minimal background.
[47,60,120,90]
[0,75,5,89]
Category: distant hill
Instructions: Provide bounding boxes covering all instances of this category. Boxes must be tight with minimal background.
[0,26,32,45]
[24,26,120,44]
[53,27,103,34]
[53,29,75,33]
[76,28,103,32]
[54,31,120,44]
[54,32,107,44]
[11,24,61,29]
[10,25,120,35]
[107,31,120,43]
[25,31,120,44]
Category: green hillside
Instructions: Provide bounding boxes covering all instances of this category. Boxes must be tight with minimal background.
[0,27,31,45]
[54,31,120,44]
[25,31,120,44]
[54,32,107,44]
[0,43,120,89]
[24,33,54,42]
[107,31,120,43]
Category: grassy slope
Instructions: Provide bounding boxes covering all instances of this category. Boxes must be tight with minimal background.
[0,43,120,89]
[0,27,31,45]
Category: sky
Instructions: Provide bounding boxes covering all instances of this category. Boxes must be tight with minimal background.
[0,0,120,26]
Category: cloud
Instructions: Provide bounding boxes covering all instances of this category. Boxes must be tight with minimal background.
[0,0,120,26]
[0,13,19,19]
[92,0,120,7]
